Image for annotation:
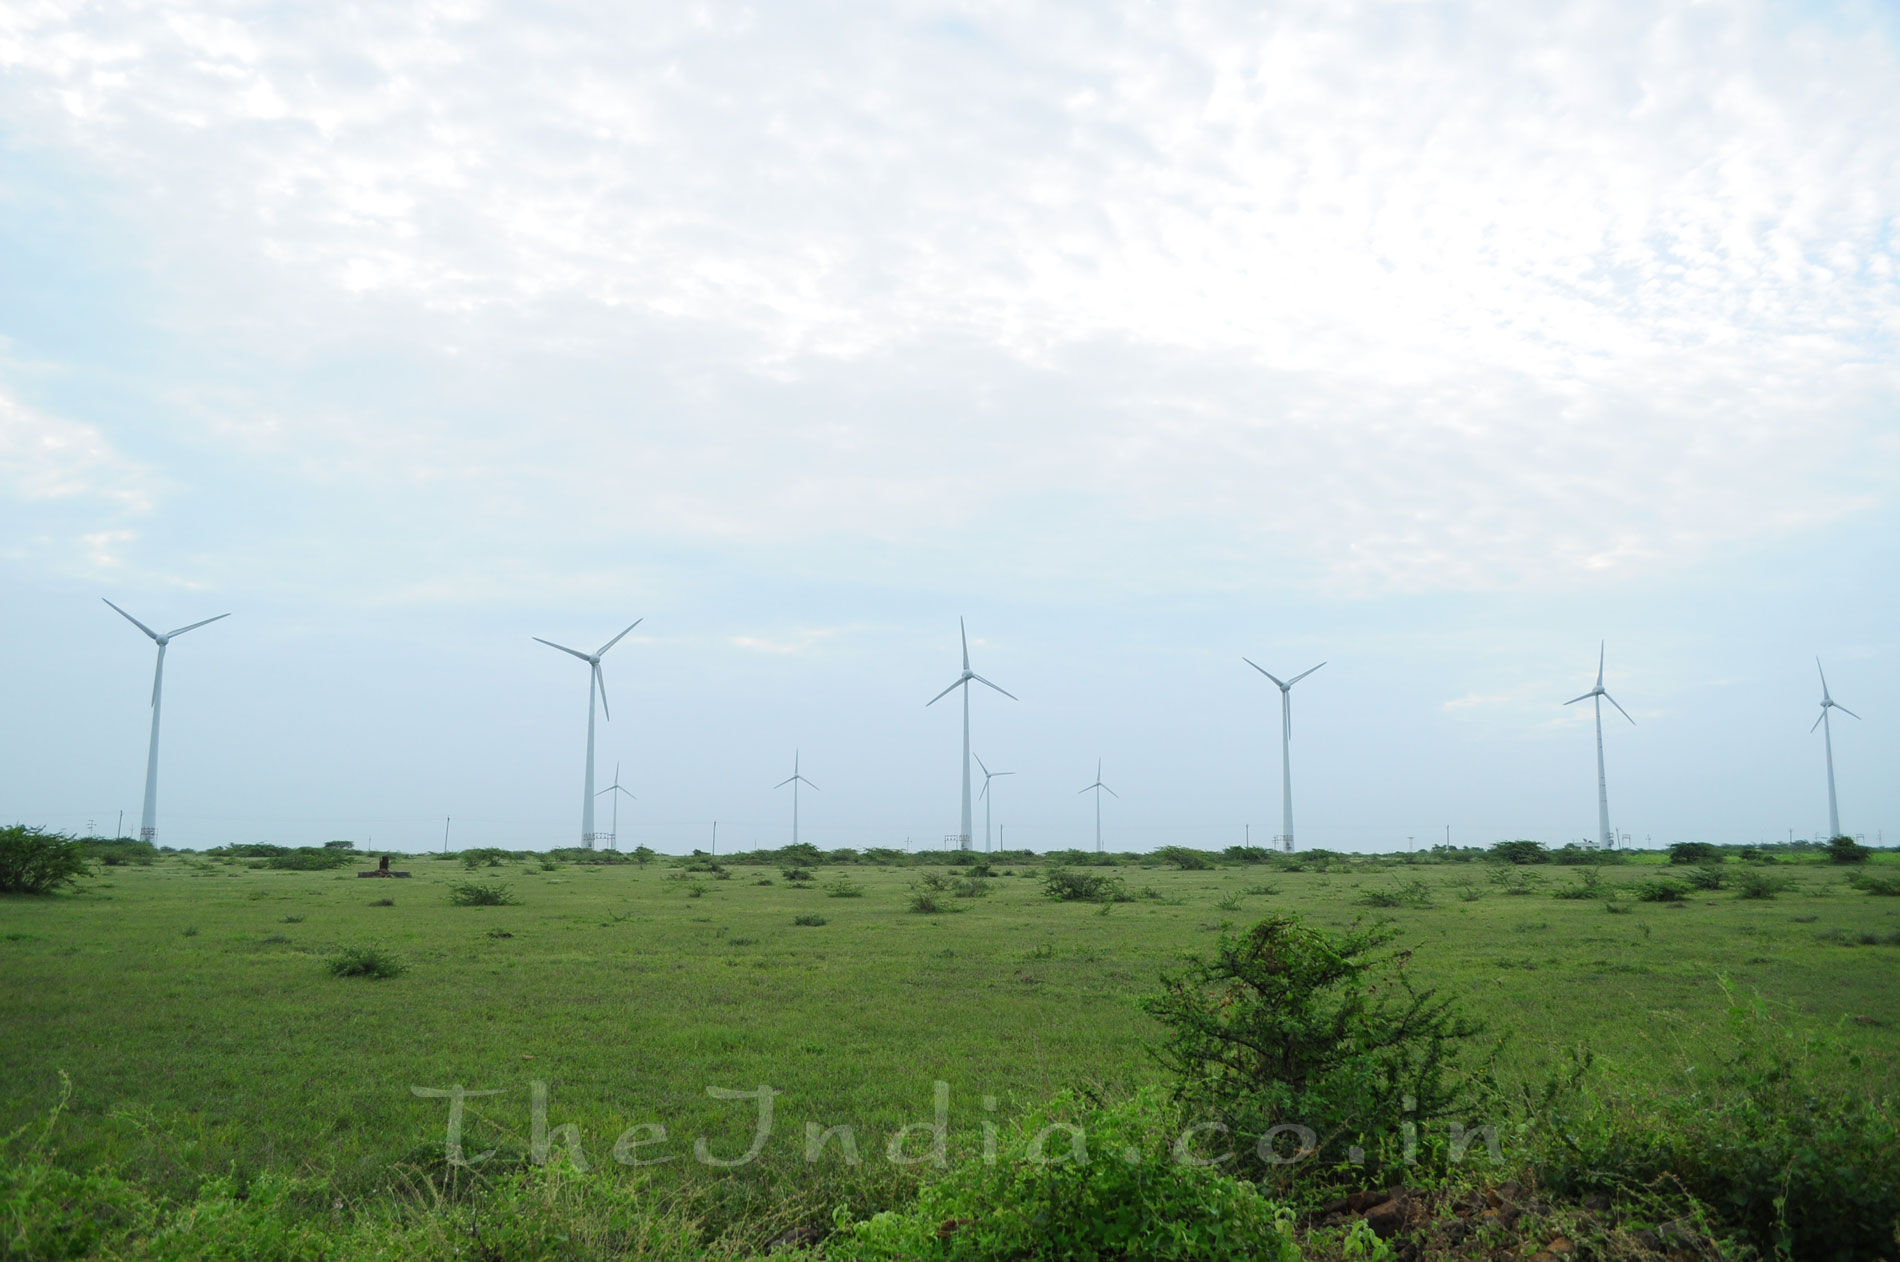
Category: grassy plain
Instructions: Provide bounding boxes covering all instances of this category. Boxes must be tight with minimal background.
[4,849,1899,1239]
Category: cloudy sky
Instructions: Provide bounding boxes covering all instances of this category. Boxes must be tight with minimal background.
[2,0,1895,853]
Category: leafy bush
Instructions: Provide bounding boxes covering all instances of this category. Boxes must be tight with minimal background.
[1634,879,1690,902]
[1669,841,1721,865]
[1827,835,1870,864]
[328,946,406,979]
[782,867,813,882]
[792,914,827,926]
[1534,990,1900,1260]
[1733,868,1789,899]
[1357,878,1432,908]
[1850,872,1900,896]
[1552,843,1624,865]
[823,877,865,898]
[1489,839,1548,865]
[447,882,517,906]
[907,891,961,914]
[1551,868,1613,900]
[1042,868,1129,903]
[1684,864,1727,891]
[460,847,512,869]
[79,838,157,866]
[823,1088,1299,1262]
[1143,914,1492,1185]
[0,826,91,894]
[950,876,992,898]
[1154,845,1213,870]
[263,847,357,870]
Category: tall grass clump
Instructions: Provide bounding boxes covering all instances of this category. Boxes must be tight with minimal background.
[1357,878,1433,908]
[447,882,517,907]
[327,946,406,979]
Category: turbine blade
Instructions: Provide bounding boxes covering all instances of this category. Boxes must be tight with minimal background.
[1836,704,1861,720]
[1563,693,1594,706]
[102,599,160,641]
[1287,661,1326,686]
[978,779,990,799]
[960,617,970,671]
[1102,784,1119,798]
[1242,657,1287,688]
[1078,784,1094,795]
[804,779,820,792]
[1603,692,1634,724]
[970,673,1017,700]
[1596,640,1605,689]
[534,637,593,662]
[1811,710,1826,733]
[1816,657,1829,700]
[775,776,797,789]
[164,612,231,638]
[596,618,643,657]
[925,677,964,706]
[595,662,610,722]
[993,770,1015,778]
[973,752,991,778]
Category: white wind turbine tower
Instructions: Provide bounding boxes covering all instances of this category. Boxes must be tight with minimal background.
[1078,759,1118,852]
[103,600,230,845]
[1812,659,1860,840]
[774,751,819,846]
[1242,657,1325,851]
[1564,641,1633,849]
[974,753,1014,853]
[926,618,1016,850]
[535,619,641,848]
[594,762,636,850]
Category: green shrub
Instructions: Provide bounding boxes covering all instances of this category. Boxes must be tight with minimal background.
[823,1088,1299,1262]
[1634,879,1691,903]
[263,847,357,870]
[823,877,865,898]
[950,876,992,898]
[1143,914,1492,1185]
[1154,845,1213,870]
[1669,841,1721,865]
[907,891,960,914]
[1734,868,1790,900]
[781,867,813,882]
[1827,835,1870,864]
[79,838,157,867]
[1489,839,1548,865]
[0,825,91,894]
[1534,990,1900,1259]
[460,847,512,869]
[328,946,406,979]
[1850,872,1900,896]
[1357,878,1432,908]
[792,914,827,926]
[1552,843,1624,865]
[1041,868,1129,903]
[1684,864,1726,891]
[1552,868,1613,900]
[447,882,517,907]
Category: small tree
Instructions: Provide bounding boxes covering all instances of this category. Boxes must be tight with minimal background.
[1143,914,1492,1182]
[1827,835,1870,864]
[1488,839,1548,864]
[0,825,92,894]
[1669,841,1721,865]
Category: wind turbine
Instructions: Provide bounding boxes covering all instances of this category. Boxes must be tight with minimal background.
[594,762,636,850]
[1078,759,1118,852]
[1812,659,1860,840]
[535,619,641,848]
[974,753,1014,853]
[926,618,1015,850]
[774,751,819,846]
[103,600,230,845]
[1564,641,1633,849]
[1242,657,1325,851]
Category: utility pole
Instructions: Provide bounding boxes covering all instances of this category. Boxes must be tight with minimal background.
[1408,835,1414,853]
[117,810,124,839]
[712,821,718,856]
[443,817,451,853]
[1445,824,1450,848]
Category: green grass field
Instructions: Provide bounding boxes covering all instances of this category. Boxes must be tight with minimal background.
[4,847,1899,1255]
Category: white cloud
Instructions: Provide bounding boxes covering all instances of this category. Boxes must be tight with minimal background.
[0,0,1895,595]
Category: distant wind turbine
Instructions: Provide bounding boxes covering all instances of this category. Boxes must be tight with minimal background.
[103,599,230,845]
[535,619,641,848]
[1243,657,1325,851]
[774,751,819,846]
[594,762,636,850]
[926,618,1015,850]
[1078,759,1118,852]
[1564,641,1633,849]
[1812,659,1860,840]
[974,753,1014,853]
